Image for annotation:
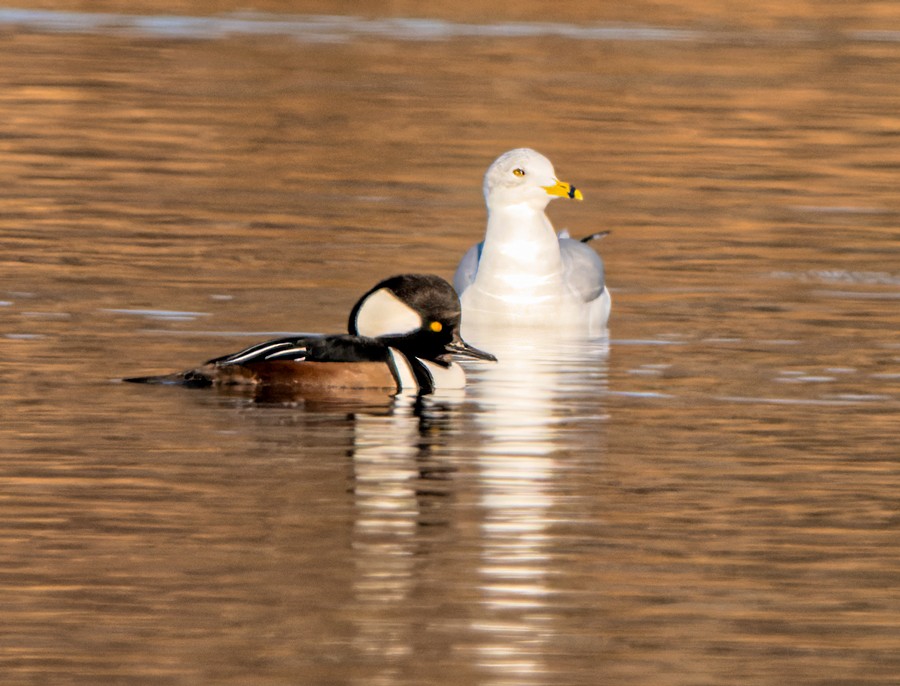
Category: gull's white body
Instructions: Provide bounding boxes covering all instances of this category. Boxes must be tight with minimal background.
[453,148,610,333]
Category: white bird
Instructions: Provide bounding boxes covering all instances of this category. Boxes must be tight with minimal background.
[453,148,611,333]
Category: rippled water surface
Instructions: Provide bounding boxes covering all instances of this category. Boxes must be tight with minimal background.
[2,4,899,685]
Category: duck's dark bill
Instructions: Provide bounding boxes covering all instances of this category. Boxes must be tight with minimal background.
[444,338,497,362]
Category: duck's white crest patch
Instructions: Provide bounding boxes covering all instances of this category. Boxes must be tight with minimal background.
[354,287,422,338]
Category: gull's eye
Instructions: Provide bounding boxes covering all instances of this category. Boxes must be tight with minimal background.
[512,168,526,177]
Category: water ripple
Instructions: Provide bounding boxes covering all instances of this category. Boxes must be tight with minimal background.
[100,308,210,321]
[771,269,900,286]
[0,8,701,42]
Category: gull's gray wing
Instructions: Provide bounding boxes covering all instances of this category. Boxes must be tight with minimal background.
[559,237,606,303]
[453,241,483,295]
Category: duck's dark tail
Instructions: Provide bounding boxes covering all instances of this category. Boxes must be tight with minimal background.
[123,373,181,385]
[123,371,212,387]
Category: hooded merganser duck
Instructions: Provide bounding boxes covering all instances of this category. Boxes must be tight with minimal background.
[453,148,611,332]
[124,274,496,395]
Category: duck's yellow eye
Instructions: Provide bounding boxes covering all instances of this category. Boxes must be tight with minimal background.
[513,168,526,177]
[429,321,443,333]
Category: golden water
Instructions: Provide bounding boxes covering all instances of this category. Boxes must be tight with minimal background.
[1,5,899,685]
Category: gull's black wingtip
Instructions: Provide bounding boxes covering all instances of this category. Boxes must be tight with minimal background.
[580,230,611,244]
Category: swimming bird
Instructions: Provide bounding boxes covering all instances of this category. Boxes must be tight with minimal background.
[124,274,496,397]
[453,148,610,332]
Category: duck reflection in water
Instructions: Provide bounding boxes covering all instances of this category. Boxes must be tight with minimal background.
[344,392,465,679]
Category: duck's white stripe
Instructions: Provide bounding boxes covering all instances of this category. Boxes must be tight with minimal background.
[263,346,308,361]
[225,341,295,364]
[388,347,419,392]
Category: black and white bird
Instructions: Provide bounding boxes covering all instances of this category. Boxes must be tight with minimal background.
[125,274,496,396]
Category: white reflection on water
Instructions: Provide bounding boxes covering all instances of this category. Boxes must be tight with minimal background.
[348,395,422,673]
[0,8,699,42]
[346,393,467,682]
[352,397,423,536]
[462,329,609,684]
[463,329,611,451]
[340,330,609,684]
[100,307,211,321]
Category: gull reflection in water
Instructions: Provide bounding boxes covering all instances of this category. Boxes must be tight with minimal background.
[461,326,610,685]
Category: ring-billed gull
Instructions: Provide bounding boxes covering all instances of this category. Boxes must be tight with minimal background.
[453,148,611,333]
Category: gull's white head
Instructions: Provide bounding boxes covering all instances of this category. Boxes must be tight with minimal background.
[483,148,583,212]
